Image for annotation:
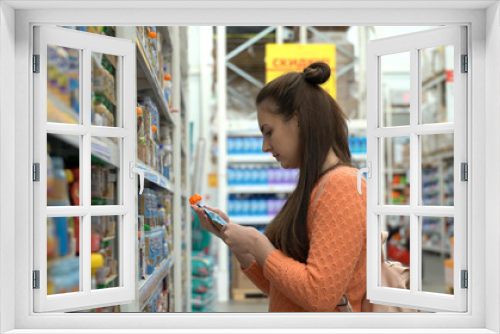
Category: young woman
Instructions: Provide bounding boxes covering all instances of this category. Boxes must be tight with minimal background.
[191,62,367,312]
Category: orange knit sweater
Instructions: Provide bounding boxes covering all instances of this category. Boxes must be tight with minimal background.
[242,166,367,312]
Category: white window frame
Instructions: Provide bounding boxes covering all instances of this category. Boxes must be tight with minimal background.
[1,1,499,333]
[366,26,468,312]
[33,25,137,313]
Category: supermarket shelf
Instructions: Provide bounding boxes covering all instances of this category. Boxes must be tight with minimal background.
[49,133,120,168]
[422,72,446,91]
[181,190,188,199]
[104,274,118,286]
[228,184,295,194]
[352,153,367,160]
[227,130,262,137]
[102,236,116,242]
[139,255,174,311]
[135,36,176,127]
[47,91,79,124]
[227,154,275,163]
[385,169,408,174]
[136,160,175,193]
[422,151,454,163]
[422,245,450,255]
[231,215,274,225]
[47,254,75,270]
[47,93,121,167]
[225,152,364,164]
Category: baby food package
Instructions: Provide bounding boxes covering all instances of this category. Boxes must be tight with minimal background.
[189,194,227,231]
[192,254,214,277]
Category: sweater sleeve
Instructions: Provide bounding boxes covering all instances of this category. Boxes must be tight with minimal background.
[241,260,270,295]
[262,171,366,311]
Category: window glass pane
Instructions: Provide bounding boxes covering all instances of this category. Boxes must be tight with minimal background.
[47,45,80,124]
[91,137,121,205]
[421,134,454,206]
[91,215,120,290]
[421,45,454,124]
[91,52,119,127]
[381,215,410,290]
[47,134,81,206]
[47,216,81,295]
[381,136,410,205]
[421,216,454,295]
[381,52,410,127]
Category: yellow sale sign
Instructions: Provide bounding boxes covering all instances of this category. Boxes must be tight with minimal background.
[265,44,336,99]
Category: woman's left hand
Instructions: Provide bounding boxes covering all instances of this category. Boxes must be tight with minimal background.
[220,224,257,254]
[220,224,276,266]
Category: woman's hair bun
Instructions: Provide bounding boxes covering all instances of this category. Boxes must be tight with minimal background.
[303,62,331,85]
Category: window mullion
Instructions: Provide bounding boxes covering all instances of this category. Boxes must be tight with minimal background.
[81,47,92,295]
[409,47,420,295]
[89,205,130,216]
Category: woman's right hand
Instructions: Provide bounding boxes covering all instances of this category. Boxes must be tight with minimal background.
[190,205,230,239]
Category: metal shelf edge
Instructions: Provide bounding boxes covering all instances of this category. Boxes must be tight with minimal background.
[138,255,174,311]
[136,160,175,192]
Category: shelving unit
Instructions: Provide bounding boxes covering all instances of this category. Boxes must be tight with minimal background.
[227,184,295,194]
[421,152,454,256]
[231,215,274,225]
[113,25,190,313]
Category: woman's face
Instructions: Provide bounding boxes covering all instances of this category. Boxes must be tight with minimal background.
[257,100,301,169]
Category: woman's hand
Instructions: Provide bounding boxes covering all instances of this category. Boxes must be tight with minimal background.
[219,224,257,255]
[220,224,276,267]
[190,205,229,239]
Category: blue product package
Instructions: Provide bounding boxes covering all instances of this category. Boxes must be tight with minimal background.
[250,168,259,185]
[258,198,267,216]
[243,168,252,184]
[227,168,235,186]
[227,138,234,155]
[260,168,268,184]
[241,200,250,216]
[234,168,243,185]
[195,204,227,231]
[250,198,259,216]
[233,199,242,216]
[242,137,251,154]
[234,137,243,154]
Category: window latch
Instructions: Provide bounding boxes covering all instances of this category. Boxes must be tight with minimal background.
[129,161,145,195]
[357,161,371,195]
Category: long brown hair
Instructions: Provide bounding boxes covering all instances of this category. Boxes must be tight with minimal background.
[256,62,352,263]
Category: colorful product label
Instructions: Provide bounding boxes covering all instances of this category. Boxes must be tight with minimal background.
[197,205,227,230]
